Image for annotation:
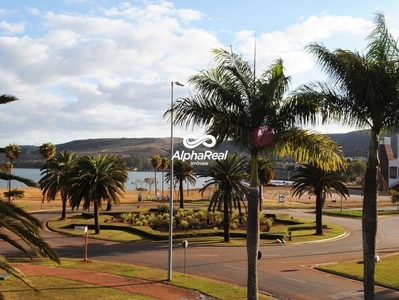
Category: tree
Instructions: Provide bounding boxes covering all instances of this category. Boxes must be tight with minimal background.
[151,155,161,196]
[291,13,399,298]
[39,142,56,160]
[0,93,60,298]
[2,143,21,203]
[144,177,155,193]
[291,163,349,234]
[39,150,78,220]
[389,189,399,210]
[160,157,169,196]
[68,154,128,234]
[165,159,196,209]
[167,48,345,299]
[0,196,60,298]
[257,157,275,211]
[198,154,249,242]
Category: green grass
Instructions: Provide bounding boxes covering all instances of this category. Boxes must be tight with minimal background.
[324,209,399,218]
[2,258,274,300]
[48,213,346,245]
[316,255,399,289]
[0,275,151,300]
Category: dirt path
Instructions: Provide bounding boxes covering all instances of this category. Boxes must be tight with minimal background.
[15,263,207,300]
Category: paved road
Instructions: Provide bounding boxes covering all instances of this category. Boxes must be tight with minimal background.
[2,209,399,299]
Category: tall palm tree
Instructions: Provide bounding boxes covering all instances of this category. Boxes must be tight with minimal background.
[0,198,60,298]
[39,142,56,160]
[0,93,59,298]
[257,157,275,211]
[68,154,128,234]
[160,157,169,196]
[290,163,349,234]
[166,48,345,299]
[291,13,399,298]
[39,150,78,220]
[151,155,161,197]
[165,159,196,209]
[2,143,21,203]
[198,154,249,242]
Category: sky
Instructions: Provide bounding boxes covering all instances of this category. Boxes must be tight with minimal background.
[0,0,399,146]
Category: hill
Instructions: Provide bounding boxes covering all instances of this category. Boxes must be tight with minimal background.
[6,130,399,169]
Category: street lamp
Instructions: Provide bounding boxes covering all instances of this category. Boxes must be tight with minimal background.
[168,81,184,281]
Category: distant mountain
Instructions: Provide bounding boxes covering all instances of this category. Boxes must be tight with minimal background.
[7,130,399,168]
[329,130,399,157]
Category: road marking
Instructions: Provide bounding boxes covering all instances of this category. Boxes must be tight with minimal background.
[224,265,245,270]
[283,276,307,284]
[312,251,329,254]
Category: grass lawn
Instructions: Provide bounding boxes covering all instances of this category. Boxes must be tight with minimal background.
[1,258,274,300]
[316,255,399,289]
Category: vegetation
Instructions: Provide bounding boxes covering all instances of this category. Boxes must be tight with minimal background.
[2,258,274,300]
[292,13,399,298]
[165,159,196,209]
[198,154,249,242]
[150,155,161,196]
[40,150,78,220]
[0,93,60,299]
[316,255,399,290]
[389,189,399,210]
[167,47,346,299]
[68,154,128,234]
[291,163,349,234]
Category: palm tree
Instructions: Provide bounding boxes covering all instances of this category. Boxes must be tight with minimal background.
[151,155,161,197]
[198,154,249,242]
[68,154,128,234]
[257,157,275,211]
[39,150,78,220]
[0,93,59,298]
[39,142,56,160]
[291,13,399,298]
[290,163,349,234]
[0,199,60,298]
[166,48,345,299]
[165,159,196,209]
[2,143,21,203]
[160,157,169,196]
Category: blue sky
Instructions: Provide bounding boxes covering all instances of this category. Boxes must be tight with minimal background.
[0,0,398,145]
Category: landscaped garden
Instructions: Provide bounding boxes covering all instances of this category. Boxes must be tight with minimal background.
[48,205,346,244]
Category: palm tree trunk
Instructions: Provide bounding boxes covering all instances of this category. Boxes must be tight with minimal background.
[315,189,323,235]
[247,187,259,300]
[223,188,231,242]
[94,201,100,234]
[363,165,377,299]
[362,131,379,300]
[179,179,184,209]
[61,198,67,220]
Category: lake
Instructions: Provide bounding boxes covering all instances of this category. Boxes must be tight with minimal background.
[2,168,210,190]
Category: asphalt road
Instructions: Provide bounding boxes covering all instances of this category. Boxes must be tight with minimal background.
[2,209,399,300]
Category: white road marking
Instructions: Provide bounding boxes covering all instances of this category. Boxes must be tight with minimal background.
[283,276,307,284]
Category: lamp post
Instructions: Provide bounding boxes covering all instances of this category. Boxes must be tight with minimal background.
[168,81,184,281]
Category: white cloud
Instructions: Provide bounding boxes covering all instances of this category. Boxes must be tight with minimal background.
[0,21,25,34]
[0,2,396,145]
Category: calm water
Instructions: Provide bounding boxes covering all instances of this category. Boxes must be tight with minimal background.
[2,168,209,190]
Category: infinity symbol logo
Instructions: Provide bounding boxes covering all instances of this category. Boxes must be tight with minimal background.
[183,135,217,149]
